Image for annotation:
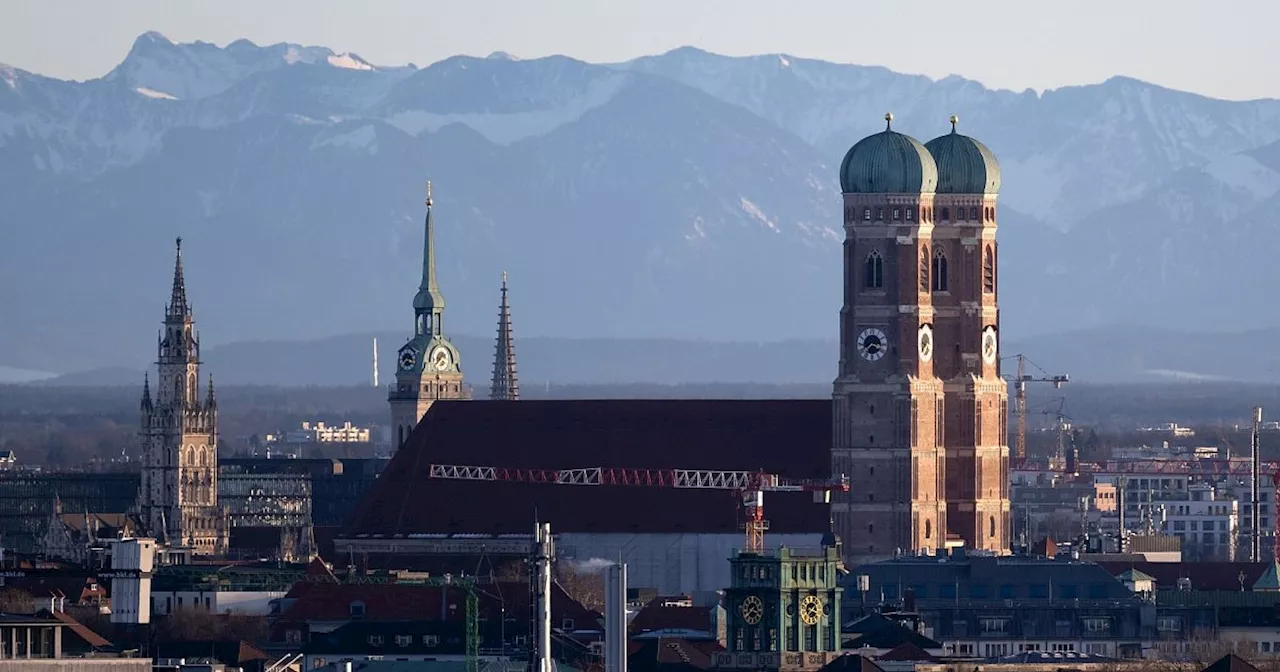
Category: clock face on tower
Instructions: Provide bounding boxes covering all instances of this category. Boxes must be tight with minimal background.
[982,326,998,365]
[399,349,417,371]
[918,324,933,362]
[857,328,887,361]
[800,595,823,625]
[739,595,763,625]
[430,346,453,371]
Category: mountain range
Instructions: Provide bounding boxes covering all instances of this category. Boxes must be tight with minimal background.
[4,33,1280,379]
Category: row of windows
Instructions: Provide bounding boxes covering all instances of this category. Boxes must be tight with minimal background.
[861,245,996,293]
[851,205,996,224]
[873,581,1115,600]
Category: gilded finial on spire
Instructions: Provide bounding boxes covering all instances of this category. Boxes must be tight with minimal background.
[884,112,894,130]
[426,180,433,207]
[949,114,959,133]
[502,270,508,288]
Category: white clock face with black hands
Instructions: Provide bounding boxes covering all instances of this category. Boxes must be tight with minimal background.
[431,346,453,371]
[399,349,417,371]
[982,326,998,365]
[857,328,887,361]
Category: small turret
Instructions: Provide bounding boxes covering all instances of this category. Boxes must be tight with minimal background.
[206,374,217,410]
[141,373,153,412]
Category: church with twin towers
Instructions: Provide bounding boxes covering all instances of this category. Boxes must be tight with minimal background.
[384,117,1009,563]
[832,114,1009,560]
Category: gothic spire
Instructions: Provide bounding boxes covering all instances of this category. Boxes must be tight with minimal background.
[413,181,446,319]
[206,374,217,409]
[168,237,190,319]
[141,372,153,411]
[489,271,519,401]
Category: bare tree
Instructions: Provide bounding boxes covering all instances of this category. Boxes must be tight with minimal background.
[0,588,35,613]
[555,563,605,613]
[155,608,268,643]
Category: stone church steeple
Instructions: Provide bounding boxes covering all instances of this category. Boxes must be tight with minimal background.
[489,272,519,401]
[389,182,470,448]
[139,238,227,554]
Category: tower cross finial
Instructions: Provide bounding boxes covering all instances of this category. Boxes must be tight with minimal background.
[949,114,959,133]
[426,180,433,207]
[885,112,894,130]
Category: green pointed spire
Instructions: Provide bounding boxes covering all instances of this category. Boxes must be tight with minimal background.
[413,181,446,329]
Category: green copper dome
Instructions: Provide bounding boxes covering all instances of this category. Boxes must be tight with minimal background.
[925,117,1001,195]
[839,114,938,194]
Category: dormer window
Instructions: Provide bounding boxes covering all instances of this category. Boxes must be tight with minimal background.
[970,206,979,220]
[905,208,914,221]
[876,207,884,220]
[863,208,871,221]
[892,208,901,220]
[941,207,950,221]
[368,634,384,646]
[350,601,366,619]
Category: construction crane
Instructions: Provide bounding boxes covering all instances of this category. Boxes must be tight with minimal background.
[1042,401,1076,474]
[1005,354,1069,462]
[427,464,850,554]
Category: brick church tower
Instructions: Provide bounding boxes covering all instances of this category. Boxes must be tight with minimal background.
[831,114,1008,564]
[831,114,946,563]
[925,116,1009,553]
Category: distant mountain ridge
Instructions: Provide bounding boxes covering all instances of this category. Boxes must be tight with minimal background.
[4,34,1280,377]
[34,327,1280,388]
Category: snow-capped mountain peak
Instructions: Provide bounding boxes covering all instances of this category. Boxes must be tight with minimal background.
[326,52,376,71]
[103,34,387,101]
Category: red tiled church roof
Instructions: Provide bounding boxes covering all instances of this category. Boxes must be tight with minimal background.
[344,400,832,536]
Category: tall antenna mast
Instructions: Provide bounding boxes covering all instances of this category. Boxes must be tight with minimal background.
[372,337,380,388]
[1252,406,1263,562]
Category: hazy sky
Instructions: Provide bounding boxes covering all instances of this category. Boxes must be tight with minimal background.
[3,0,1277,101]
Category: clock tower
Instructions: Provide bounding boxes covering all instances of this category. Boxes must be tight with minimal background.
[831,114,946,565]
[925,117,1010,552]
[389,182,470,448]
[715,546,843,671]
[139,238,228,555]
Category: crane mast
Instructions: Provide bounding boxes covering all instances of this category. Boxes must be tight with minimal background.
[1008,354,1069,462]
